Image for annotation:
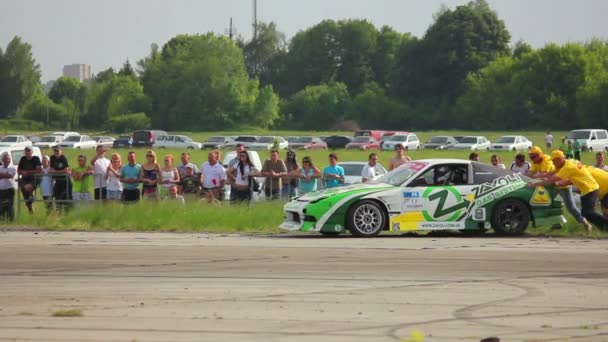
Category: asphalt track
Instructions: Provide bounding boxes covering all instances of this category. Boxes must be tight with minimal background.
[0,231,607,342]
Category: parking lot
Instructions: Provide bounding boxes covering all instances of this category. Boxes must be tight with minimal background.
[0,231,607,341]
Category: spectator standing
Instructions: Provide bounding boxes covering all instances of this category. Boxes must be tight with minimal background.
[362,153,379,183]
[564,140,574,159]
[159,154,180,198]
[282,149,299,200]
[293,156,321,194]
[323,153,345,188]
[177,152,198,180]
[178,164,201,200]
[71,154,94,201]
[105,153,123,201]
[261,149,287,200]
[120,151,142,203]
[0,152,16,222]
[490,155,506,169]
[50,146,72,211]
[90,145,110,200]
[40,155,54,211]
[17,146,41,214]
[573,139,582,161]
[594,152,608,171]
[389,144,412,171]
[509,154,531,175]
[227,144,246,201]
[545,131,553,149]
[140,150,160,200]
[200,150,227,202]
[228,152,259,203]
[469,153,480,162]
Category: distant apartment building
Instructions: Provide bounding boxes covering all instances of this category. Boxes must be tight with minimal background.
[62,64,92,82]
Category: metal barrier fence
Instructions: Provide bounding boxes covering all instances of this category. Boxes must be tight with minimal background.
[7,173,341,221]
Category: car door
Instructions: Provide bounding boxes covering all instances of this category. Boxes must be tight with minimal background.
[175,136,186,148]
[389,163,475,231]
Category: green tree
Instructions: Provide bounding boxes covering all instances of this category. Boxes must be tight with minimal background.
[240,22,286,83]
[280,82,350,129]
[0,36,41,118]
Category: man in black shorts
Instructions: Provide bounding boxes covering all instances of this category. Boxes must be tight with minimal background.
[49,146,72,211]
[17,146,41,214]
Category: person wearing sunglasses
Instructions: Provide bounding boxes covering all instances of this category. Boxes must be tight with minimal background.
[292,156,321,194]
[282,150,299,200]
[139,150,161,200]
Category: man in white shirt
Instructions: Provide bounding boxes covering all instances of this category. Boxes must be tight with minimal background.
[0,152,17,222]
[90,145,110,200]
[544,131,553,149]
[200,150,227,202]
[509,154,531,175]
[361,153,379,183]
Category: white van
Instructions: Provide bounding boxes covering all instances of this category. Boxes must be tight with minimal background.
[567,129,608,152]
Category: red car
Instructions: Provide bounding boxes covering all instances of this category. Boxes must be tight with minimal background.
[345,136,380,150]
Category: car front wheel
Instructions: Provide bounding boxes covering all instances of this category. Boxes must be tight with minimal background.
[347,200,386,237]
[491,199,530,236]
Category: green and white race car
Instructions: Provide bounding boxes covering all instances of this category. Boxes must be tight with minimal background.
[281,159,565,236]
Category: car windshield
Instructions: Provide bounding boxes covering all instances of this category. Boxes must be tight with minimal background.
[297,137,313,143]
[375,162,428,186]
[569,131,590,139]
[340,164,364,176]
[208,137,224,142]
[65,136,81,142]
[41,136,56,142]
[353,137,371,143]
[388,135,407,142]
[459,137,478,144]
[496,137,515,143]
[257,137,275,143]
[429,137,448,143]
[1,136,18,142]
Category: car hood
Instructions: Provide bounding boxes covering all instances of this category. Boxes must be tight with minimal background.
[297,183,392,202]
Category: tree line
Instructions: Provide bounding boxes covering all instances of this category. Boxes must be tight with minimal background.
[0,0,606,132]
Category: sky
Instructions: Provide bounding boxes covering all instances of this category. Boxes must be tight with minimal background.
[1,0,607,82]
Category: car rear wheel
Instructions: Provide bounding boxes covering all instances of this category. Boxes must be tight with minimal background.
[347,200,386,237]
[491,199,530,236]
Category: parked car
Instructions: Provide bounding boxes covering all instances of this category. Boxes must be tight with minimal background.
[423,136,459,150]
[453,136,491,150]
[154,135,202,149]
[345,136,380,150]
[288,136,327,150]
[281,159,565,237]
[0,135,31,148]
[337,161,387,185]
[27,135,41,144]
[324,135,353,149]
[490,135,532,151]
[382,133,421,151]
[52,131,80,140]
[566,129,608,151]
[202,136,234,149]
[132,130,167,147]
[247,136,288,150]
[94,136,115,148]
[113,135,132,148]
[34,135,63,149]
[224,135,258,149]
[58,135,97,149]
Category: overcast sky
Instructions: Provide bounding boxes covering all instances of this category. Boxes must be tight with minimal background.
[1,0,607,82]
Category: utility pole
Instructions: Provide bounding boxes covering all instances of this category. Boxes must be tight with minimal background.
[252,0,258,39]
[224,17,237,39]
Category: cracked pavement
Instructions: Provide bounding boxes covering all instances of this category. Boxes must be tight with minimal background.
[0,231,607,341]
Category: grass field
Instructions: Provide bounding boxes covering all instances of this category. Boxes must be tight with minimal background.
[5,130,606,237]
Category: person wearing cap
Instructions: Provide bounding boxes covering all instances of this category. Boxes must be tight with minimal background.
[0,152,17,221]
[177,152,199,180]
[550,150,607,230]
[49,145,72,211]
[282,149,299,200]
[90,145,110,200]
[527,145,587,229]
[178,163,201,200]
[17,146,41,214]
[389,143,412,171]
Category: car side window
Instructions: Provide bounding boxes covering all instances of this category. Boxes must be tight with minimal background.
[597,131,608,140]
[409,164,469,187]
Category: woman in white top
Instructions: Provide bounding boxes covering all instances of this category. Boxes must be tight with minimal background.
[228,152,259,203]
[159,154,180,198]
[105,153,123,200]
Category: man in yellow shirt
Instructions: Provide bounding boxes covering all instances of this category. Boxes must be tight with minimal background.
[550,150,607,231]
[527,146,588,230]
[586,166,608,218]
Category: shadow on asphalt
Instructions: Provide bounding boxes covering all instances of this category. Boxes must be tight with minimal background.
[267,231,530,239]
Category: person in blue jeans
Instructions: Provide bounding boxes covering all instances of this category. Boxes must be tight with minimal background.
[323,153,344,189]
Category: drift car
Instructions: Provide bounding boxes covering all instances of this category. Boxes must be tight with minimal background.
[281,159,564,237]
